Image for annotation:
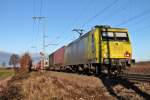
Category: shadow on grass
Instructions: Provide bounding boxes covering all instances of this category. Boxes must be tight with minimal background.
[99,74,150,100]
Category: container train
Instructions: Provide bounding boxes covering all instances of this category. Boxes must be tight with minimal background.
[48,25,133,75]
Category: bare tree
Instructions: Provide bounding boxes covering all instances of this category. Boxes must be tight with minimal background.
[19,53,32,72]
[9,54,19,68]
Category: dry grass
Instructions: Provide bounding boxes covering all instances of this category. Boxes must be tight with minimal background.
[0,68,14,95]
[22,71,111,100]
[0,68,30,100]
[0,71,114,100]
[129,61,150,74]
[1,61,150,100]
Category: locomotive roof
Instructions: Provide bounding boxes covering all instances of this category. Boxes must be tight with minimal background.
[67,30,91,46]
[95,25,128,31]
[67,25,128,46]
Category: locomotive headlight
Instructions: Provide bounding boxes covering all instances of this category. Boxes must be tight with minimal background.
[103,58,110,64]
[124,52,130,57]
[103,53,107,57]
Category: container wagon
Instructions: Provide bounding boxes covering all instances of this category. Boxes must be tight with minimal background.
[49,46,65,70]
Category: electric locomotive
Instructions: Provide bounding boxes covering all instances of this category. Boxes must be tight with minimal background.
[49,25,133,75]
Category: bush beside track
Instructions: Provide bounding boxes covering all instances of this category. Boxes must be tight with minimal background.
[128,61,150,74]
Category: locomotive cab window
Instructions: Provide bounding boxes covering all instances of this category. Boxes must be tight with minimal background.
[102,31,129,41]
[102,32,115,41]
[115,32,129,41]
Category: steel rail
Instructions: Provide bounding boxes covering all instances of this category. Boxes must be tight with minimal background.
[120,72,150,82]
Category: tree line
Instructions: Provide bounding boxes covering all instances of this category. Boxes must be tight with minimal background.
[9,53,32,72]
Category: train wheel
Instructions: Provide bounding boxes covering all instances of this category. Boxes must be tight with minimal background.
[108,66,122,77]
[78,66,83,74]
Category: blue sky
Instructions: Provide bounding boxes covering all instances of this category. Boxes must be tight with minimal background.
[0,0,150,61]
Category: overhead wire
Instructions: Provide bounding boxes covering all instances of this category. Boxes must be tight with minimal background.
[116,9,150,27]
[122,0,150,29]
[31,0,45,53]
[39,0,52,53]
[113,1,150,33]
[68,0,93,28]
[62,1,150,48]
[128,16,150,33]
[81,0,119,28]
[100,0,130,24]
[32,0,35,45]
[48,0,95,45]
[40,0,43,16]
[31,0,37,53]
[51,0,150,50]
[132,24,150,33]
[60,0,120,45]
[125,14,150,28]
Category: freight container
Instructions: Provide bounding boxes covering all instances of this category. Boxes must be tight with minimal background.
[49,53,54,67]
[53,46,65,66]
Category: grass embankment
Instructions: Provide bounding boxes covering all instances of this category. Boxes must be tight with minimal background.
[0,68,15,99]
[0,68,14,79]
[22,72,108,100]
[0,71,113,100]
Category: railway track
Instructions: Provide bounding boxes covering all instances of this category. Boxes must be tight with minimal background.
[120,72,150,82]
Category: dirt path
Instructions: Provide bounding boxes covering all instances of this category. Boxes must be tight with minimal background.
[0,77,12,92]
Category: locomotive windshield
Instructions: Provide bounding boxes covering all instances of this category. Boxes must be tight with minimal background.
[102,32,129,41]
